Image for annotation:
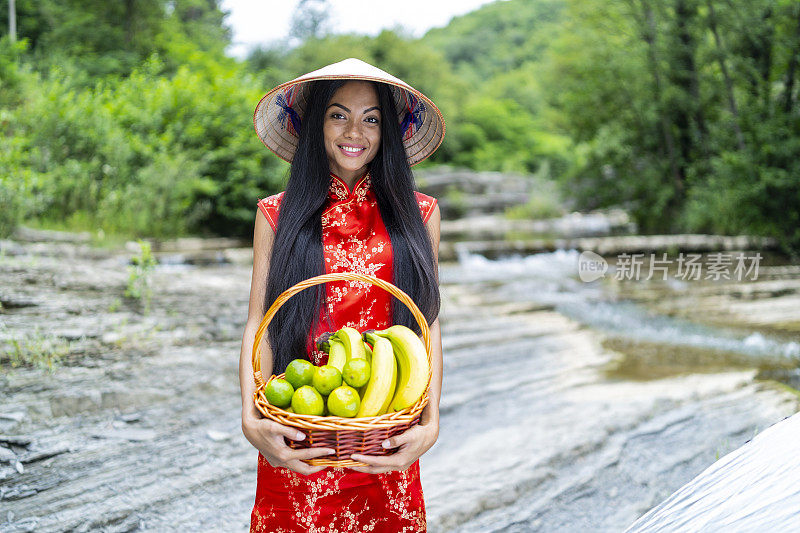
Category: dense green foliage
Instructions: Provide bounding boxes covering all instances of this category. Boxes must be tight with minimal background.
[0,0,230,77]
[1,0,799,255]
[1,1,283,239]
[545,0,800,254]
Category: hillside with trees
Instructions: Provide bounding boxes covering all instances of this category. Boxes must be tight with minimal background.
[2,0,799,255]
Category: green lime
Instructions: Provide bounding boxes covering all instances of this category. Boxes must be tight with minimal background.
[291,386,324,416]
[327,385,361,418]
[342,359,371,388]
[285,359,316,390]
[264,378,294,407]
[312,365,343,396]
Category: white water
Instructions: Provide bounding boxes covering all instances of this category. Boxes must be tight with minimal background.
[447,250,800,360]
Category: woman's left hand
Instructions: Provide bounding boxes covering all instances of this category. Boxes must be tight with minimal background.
[349,402,439,474]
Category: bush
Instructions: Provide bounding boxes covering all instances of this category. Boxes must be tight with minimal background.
[684,146,800,258]
[0,179,23,238]
[6,53,284,239]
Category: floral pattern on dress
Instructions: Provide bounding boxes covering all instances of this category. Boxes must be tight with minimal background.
[252,172,436,533]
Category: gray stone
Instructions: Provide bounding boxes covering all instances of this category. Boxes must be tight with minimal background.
[626,413,800,532]
[0,295,38,309]
[92,428,157,442]
[0,413,27,423]
[20,444,70,464]
[49,392,102,417]
[0,435,32,447]
[119,412,142,423]
[0,446,16,462]
[12,226,91,243]
[206,430,230,442]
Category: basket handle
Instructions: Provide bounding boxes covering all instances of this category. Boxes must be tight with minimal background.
[252,272,432,391]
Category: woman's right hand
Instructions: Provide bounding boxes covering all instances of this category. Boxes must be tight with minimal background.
[242,403,334,475]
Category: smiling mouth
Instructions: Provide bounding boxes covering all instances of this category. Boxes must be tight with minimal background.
[339,144,366,157]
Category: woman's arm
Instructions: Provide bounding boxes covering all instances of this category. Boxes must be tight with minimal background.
[239,209,333,475]
[425,202,444,429]
[350,203,444,472]
[419,202,443,437]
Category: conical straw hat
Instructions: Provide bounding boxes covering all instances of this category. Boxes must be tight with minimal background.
[253,58,445,166]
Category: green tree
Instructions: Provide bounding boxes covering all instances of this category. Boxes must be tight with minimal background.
[424,0,564,86]
[543,0,800,252]
[0,0,232,78]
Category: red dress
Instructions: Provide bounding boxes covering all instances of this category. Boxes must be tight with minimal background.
[252,171,437,533]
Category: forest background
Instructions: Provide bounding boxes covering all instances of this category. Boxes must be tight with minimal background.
[2,0,799,256]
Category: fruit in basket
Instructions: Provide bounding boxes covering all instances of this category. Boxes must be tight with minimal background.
[336,326,367,362]
[291,385,324,416]
[327,385,361,417]
[358,342,373,396]
[265,378,294,408]
[342,359,371,388]
[374,325,429,412]
[312,365,343,396]
[285,359,316,390]
[358,332,398,416]
[364,341,373,362]
[326,338,347,372]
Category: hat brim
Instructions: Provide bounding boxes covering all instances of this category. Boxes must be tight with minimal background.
[253,59,445,167]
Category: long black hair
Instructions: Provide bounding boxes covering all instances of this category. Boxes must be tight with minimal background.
[263,79,440,374]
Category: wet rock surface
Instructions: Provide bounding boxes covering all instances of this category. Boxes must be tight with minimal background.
[422,257,799,532]
[1,239,255,532]
[1,231,798,532]
[625,410,800,532]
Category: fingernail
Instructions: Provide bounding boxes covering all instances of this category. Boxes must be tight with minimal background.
[382,440,391,449]
[295,432,305,440]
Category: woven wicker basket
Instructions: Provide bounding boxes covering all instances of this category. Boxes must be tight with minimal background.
[252,272,432,468]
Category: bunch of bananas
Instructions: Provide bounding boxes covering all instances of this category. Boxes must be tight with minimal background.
[265,324,429,418]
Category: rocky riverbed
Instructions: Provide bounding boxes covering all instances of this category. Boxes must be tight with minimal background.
[1,229,799,531]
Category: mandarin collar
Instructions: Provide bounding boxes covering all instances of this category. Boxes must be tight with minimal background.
[328,171,372,201]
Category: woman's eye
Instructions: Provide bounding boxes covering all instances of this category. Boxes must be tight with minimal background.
[330,112,345,120]
[365,116,379,124]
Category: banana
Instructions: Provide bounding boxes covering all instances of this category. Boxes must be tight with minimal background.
[364,341,373,363]
[326,338,347,372]
[374,325,429,412]
[336,326,367,362]
[358,341,374,397]
[359,332,397,417]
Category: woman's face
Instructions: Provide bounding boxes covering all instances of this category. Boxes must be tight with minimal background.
[323,81,381,181]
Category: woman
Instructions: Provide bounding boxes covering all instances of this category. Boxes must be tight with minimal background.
[239,58,445,532]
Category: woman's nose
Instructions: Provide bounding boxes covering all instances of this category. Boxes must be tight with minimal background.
[343,118,363,139]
